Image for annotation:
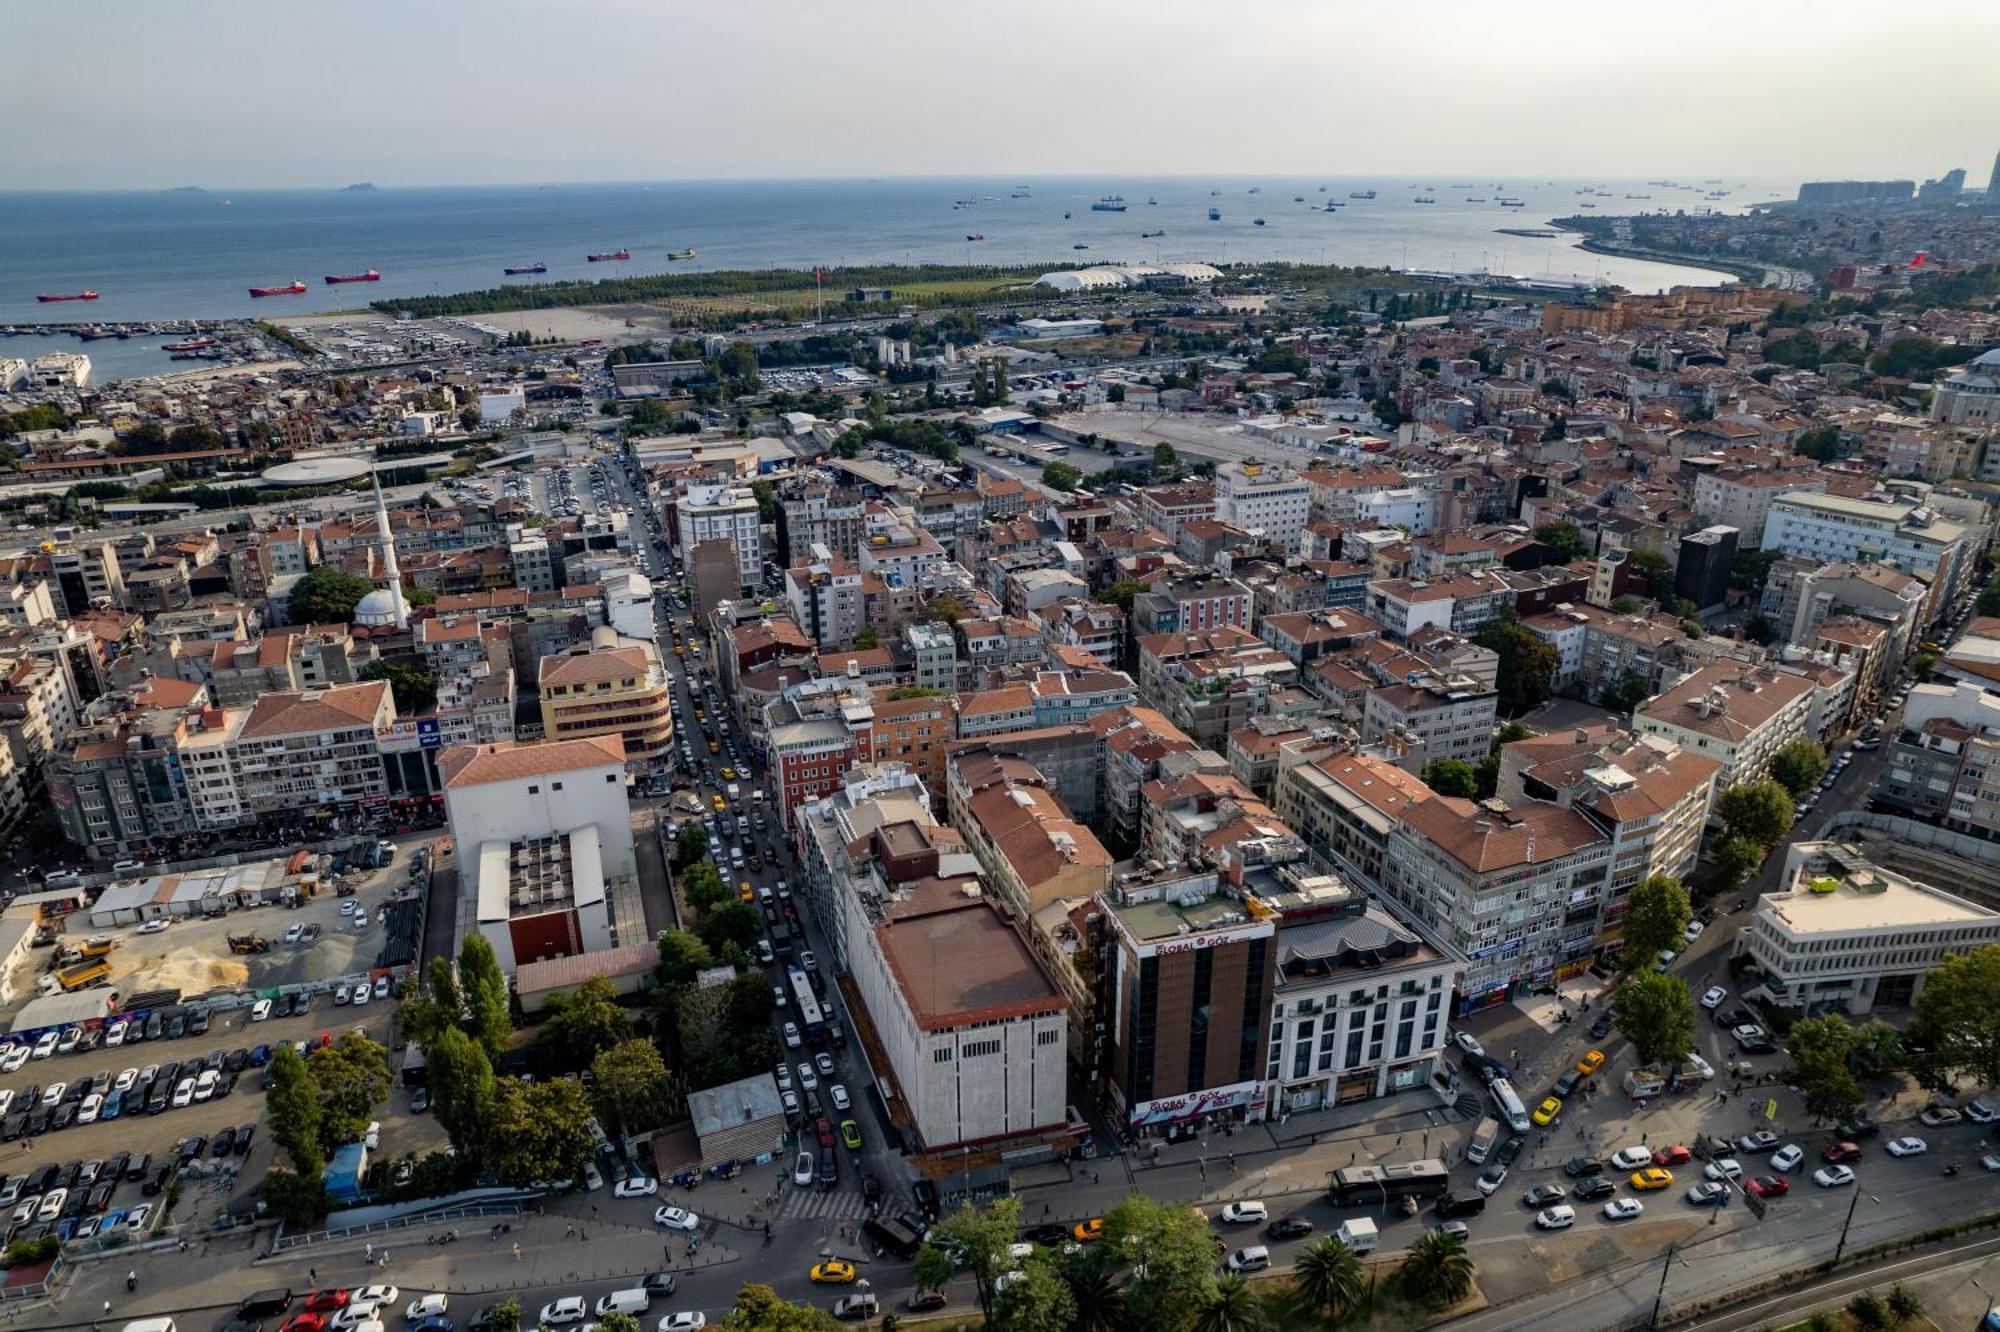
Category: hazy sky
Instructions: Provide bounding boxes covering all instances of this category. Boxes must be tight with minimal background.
[4,0,1997,189]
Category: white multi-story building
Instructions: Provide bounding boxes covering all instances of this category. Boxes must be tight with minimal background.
[678,483,763,591]
[1354,486,1440,536]
[1737,841,2000,1014]
[1214,461,1311,546]
[230,681,396,816]
[1258,871,1463,1114]
[1760,488,1975,620]
[439,735,635,975]
[1931,349,2000,426]
[1634,662,1814,788]
[1692,469,1822,545]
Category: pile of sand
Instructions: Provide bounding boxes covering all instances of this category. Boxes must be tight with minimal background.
[118,947,249,994]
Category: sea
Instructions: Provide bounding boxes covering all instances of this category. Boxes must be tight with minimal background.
[0,174,1785,333]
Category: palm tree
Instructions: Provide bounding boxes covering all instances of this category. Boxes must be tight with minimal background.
[1401,1229,1476,1308]
[1063,1257,1127,1332]
[1191,1275,1271,1332]
[1293,1236,1366,1319]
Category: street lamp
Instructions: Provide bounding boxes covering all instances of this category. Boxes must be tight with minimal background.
[1832,1191,1881,1266]
[1648,1242,1691,1328]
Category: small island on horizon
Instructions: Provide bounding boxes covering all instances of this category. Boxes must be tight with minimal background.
[163,184,206,193]
[342,182,378,192]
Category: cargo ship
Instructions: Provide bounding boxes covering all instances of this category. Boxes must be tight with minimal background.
[248,281,308,297]
[36,291,99,303]
[503,263,548,275]
[965,234,984,242]
[1090,195,1127,212]
[1141,229,1164,238]
[586,249,630,262]
[1207,207,1221,220]
[323,270,381,284]
[667,249,696,261]
[163,337,217,353]
[1349,190,1375,199]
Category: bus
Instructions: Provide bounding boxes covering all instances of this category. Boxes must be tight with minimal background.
[1327,1160,1451,1207]
[1489,1077,1530,1132]
[788,967,825,1037]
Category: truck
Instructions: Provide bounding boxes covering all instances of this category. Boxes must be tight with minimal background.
[47,958,112,992]
[726,782,741,802]
[227,934,270,955]
[1622,1065,1667,1100]
[77,937,116,961]
[1335,1217,1379,1255]
[1466,1116,1502,1166]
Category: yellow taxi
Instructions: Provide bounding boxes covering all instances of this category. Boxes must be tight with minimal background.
[674,645,685,656]
[1576,1050,1606,1076]
[1072,1218,1104,1243]
[1629,1168,1674,1191]
[810,1260,857,1285]
[738,881,754,904]
[719,767,736,781]
[1532,1096,1563,1127]
[711,794,726,811]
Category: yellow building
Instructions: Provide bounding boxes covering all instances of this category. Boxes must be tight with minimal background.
[537,627,672,768]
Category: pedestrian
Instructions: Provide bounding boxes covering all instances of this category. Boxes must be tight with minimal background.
[511,1243,521,1262]
[103,1303,113,1318]
[564,1222,574,1238]
[381,1250,390,1266]
[309,1268,317,1285]
[579,1229,588,1242]
[365,1242,373,1260]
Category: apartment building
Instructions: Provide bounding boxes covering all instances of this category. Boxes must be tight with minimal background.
[677,483,763,590]
[1365,572,1509,642]
[1634,662,1814,787]
[1276,752,1432,886]
[1692,468,1823,545]
[1360,672,1498,772]
[230,680,396,818]
[537,628,673,769]
[1761,489,1974,621]
[946,751,1112,920]
[1384,795,1612,1010]
[1737,841,2000,1014]
[784,553,867,651]
[1213,462,1311,546]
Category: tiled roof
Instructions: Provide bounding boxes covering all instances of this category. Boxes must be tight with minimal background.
[237,681,389,740]
[439,735,627,788]
[1402,796,1605,873]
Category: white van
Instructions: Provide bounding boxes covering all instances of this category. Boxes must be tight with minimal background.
[595,1290,650,1317]
[1488,1076,1530,1133]
[120,1321,178,1332]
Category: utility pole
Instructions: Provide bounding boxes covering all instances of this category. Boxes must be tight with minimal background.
[1648,1241,1676,1328]
[1833,1189,1873,1265]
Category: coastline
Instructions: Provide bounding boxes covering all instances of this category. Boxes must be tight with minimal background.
[1561,234,1768,286]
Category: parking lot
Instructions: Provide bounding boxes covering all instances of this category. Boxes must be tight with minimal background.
[0,833,446,1243]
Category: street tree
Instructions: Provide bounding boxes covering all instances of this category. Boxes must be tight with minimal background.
[1474,618,1559,716]
[1598,670,1651,715]
[655,929,714,987]
[930,1195,1022,1302]
[1716,780,1795,849]
[911,1243,956,1295]
[1103,1193,1219,1330]
[458,934,513,1062]
[1710,835,1765,893]
[1532,521,1586,561]
[484,1297,521,1332]
[288,565,373,625]
[989,1260,1076,1332]
[1292,1235,1365,1320]
[1909,943,2000,1089]
[532,976,630,1074]
[425,1025,498,1154]
[1786,1015,1867,1124]
[311,1031,391,1149]
[395,956,460,1047]
[1400,1227,1476,1308]
[590,1038,673,1138]
[1191,1275,1272,1332]
[681,861,731,914]
[697,900,764,954]
[596,1315,642,1332]
[1619,875,1693,971]
[720,1284,840,1330]
[266,1045,325,1174]
[257,1168,331,1226]
[1041,461,1082,492]
[673,823,710,869]
[1612,972,1697,1068]
[1768,738,1829,801]
[490,1078,595,1187]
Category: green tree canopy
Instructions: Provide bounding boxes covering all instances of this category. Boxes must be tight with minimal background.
[673,823,711,869]
[1400,1227,1475,1309]
[532,976,630,1074]
[591,1038,673,1138]
[928,1195,1023,1299]
[1768,738,1829,800]
[1794,425,1841,462]
[680,861,732,915]
[311,1031,392,1149]
[1716,779,1795,848]
[1042,461,1083,492]
[1101,579,1147,610]
[1620,875,1692,970]
[1153,441,1179,473]
[990,1261,1078,1332]
[697,900,764,954]
[1190,1274,1272,1332]
[1909,943,2000,1089]
[1102,1193,1220,1331]
[1474,617,1559,716]
[1868,335,1976,380]
[1598,670,1651,715]
[1612,971,1696,1067]
[425,1024,498,1155]
[359,658,437,713]
[1709,835,1765,893]
[1292,1236,1365,1320]
[1785,1015,1866,1124]
[489,1077,595,1187]
[656,928,715,987]
[1421,758,1479,798]
[257,1167,331,1226]
[459,934,513,1063]
[289,565,374,625]
[266,1045,325,1174]
[1532,521,1586,561]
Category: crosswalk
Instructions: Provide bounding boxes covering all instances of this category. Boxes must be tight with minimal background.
[781,1187,873,1221]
